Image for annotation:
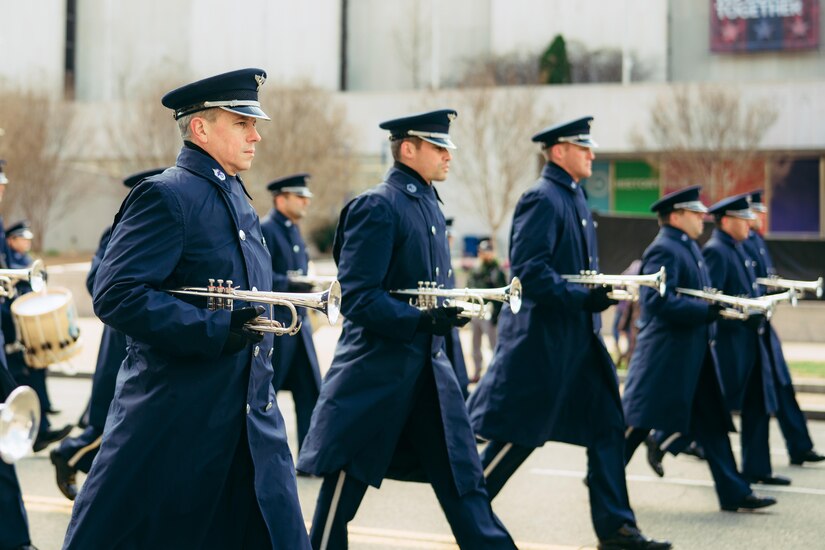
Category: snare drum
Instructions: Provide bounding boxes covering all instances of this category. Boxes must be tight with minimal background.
[11,288,82,369]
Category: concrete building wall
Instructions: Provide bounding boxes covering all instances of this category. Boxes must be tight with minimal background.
[74,0,341,101]
[669,0,825,82]
[0,0,66,97]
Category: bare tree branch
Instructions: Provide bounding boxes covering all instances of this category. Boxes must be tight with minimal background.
[631,84,778,201]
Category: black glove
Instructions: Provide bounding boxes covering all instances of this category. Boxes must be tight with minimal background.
[582,286,619,313]
[705,303,724,323]
[222,306,266,355]
[287,280,315,293]
[416,307,470,336]
[743,312,765,332]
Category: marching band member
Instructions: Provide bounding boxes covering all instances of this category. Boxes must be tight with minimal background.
[260,173,322,453]
[2,221,72,452]
[50,168,165,501]
[743,190,825,467]
[62,69,310,549]
[702,193,787,487]
[622,186,775,512]
[297,110,517,549]
[467,117,670,550]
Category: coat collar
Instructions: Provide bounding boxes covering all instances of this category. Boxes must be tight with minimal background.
[177,144,253,200]
[541,162,580,194]
[269,208,295,228]
[660,224,694,246]
[711,227,739,248]
[385,165,436,202]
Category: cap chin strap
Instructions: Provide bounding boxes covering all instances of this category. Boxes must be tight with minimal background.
[725,208,755,220]
[174,100,264,119]
[673,200,708,213]
[557,135,598,148]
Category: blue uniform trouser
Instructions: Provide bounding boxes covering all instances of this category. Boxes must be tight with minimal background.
[482,432,636,540]
[774,380,814,462]
[0,461,30,549]
[54,426,103,474]
[309,366,515,550]
[740,359,773,479]
[625,361,752,509]
[278,342,319,452]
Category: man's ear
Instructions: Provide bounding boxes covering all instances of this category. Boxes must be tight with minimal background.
[190,116,208,144]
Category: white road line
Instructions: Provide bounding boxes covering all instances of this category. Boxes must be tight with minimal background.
[530,468,825,496]
[24,495,591,549]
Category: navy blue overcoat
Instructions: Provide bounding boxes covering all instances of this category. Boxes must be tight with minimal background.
[83,226,128,429]
[622,226,732,433]
[296,166,484,496]
[742,231,792,387]
[703,229,777,414]
[259,209,322,391]
[467,162,623,448]
[63,147,309,549]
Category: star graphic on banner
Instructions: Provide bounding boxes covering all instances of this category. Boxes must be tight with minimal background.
[754,19,773,41]
[722,21,740,42]
[790,17,809,37]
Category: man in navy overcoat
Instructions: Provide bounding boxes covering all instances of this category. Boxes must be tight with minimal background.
[62,69,310,549]
[703,193,787,487]
[467,117,670,550]
[622,186,774,512]
[260,173,322,452]
[744,190,825,467]
[297,110,516,550]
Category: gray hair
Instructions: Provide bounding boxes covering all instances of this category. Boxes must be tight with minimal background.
[176,108,219,140]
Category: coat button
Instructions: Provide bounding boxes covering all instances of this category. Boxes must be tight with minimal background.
[246,403,251,414]
[571,182,577,189]
[268,348,273,358]
[435,266,440,276]
[434,351,442,358]
[239,229,246,241]
[285,220,292,227]
[581,219,587,227]
[293,244,300,253]
[710,340,716,347]
[253,346,260,357]
[431,226,436,235]
[261,236,267,246]
[265,401,273,412]
[448,268,453,278]
[252,286,258,292]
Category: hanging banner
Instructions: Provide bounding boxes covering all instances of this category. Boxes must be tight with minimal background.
[710,0,820,52]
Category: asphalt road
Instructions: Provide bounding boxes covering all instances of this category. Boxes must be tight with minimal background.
[13,372,825,550]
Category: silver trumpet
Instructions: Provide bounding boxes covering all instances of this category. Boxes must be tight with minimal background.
[675,287,778,321]
[391,277,522,319]
[170,278,342,336]
[0,386,40,464]
[0,259,47,298]
[756,275,823,300]
[562,266,666,301]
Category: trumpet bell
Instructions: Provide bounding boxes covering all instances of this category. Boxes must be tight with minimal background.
[326,280,342,325]
[0,386,41,464]
[508,277,522,314]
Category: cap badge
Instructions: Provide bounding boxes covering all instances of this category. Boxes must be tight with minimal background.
[213,168,226,181]
[406,183,417,193]
[255,74,266,91]
[447,112,457,122]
